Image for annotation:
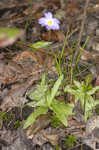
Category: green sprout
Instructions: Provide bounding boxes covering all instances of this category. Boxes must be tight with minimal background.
[64,75,99,121]
[23,74,74,129]
[64,135,78,148]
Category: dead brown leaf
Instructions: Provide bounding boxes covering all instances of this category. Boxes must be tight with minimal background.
[30,129,58,146]
[0,76,39,111]
[66,0,80,16]
[13,50,39,63]
[40,130,59,146]
[81,49,99,63]
[42,30,65,42]
[45,0,60,10]
[23,3,42,16]
[87,4,99,13]
[26,114,51,137]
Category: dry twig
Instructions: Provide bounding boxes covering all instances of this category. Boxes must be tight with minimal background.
[73,0,90,63]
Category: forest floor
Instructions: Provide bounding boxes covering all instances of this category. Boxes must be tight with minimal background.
[0,0,99,150]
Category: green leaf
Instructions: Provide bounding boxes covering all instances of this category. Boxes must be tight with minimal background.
[86,95,99,111]
[49,75,63,105]
[28,75,49,108]
[84,95,99,121]
[73,80,81,89]
[64,135,77,148]
[27,98,46,107]
[41,74,46,86]
[87,86,99,95]
[29,86,47,102]
[85,74,92,85]
[64,86,77,95]
[28,74,48,102]
[0,27,24,48]
[94,100,99,105]
[64,79,99,122]
[23,107,48,129]
[46,90,52,106]
[50,99,74,126]
[78,94,85,108]
[30,41,52,49]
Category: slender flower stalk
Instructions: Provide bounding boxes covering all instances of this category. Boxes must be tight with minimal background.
[38,12,60,30]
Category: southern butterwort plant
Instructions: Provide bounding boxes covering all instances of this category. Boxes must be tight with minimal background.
[38,12,60,30]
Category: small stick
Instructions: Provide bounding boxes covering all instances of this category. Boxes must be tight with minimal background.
[73,0,90,63]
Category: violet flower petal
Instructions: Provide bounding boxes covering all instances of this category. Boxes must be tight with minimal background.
[44,12,53,18]
[38,12,60,30]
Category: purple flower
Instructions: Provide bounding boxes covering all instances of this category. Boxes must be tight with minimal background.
[38,12,60,30]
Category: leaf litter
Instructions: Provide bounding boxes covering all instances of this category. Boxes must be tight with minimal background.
[0,0,99,150]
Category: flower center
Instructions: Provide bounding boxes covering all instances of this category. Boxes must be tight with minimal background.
[47,20,53,26]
